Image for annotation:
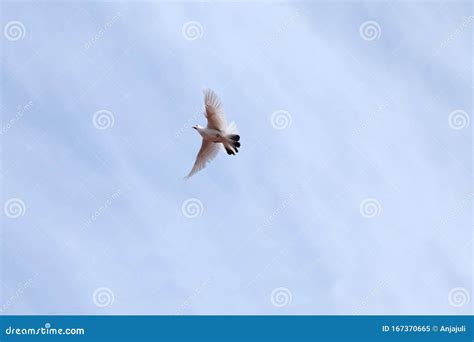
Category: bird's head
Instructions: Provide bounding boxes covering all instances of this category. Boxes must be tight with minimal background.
[192,125,199,130]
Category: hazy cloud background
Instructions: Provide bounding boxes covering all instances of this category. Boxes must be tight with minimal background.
[1,0,472,314]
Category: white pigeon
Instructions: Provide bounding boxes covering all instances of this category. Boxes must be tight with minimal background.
[185,89,240,178]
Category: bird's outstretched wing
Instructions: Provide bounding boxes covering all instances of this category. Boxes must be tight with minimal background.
[185,140,220,178]
[204,89,227,132]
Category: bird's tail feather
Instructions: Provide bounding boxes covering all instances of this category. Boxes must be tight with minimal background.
[224,144,236,155]
[223,122,240,155]
[226,121,239,135]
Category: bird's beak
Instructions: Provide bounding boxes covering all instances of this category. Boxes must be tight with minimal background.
[192,126,197,130]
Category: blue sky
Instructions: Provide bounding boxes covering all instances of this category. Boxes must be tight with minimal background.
[1,1,472,314]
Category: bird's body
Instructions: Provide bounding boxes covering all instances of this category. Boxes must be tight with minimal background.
[185,89,241,179]
[194,126,225,143]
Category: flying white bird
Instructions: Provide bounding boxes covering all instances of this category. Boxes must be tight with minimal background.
[185,89,240,178]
